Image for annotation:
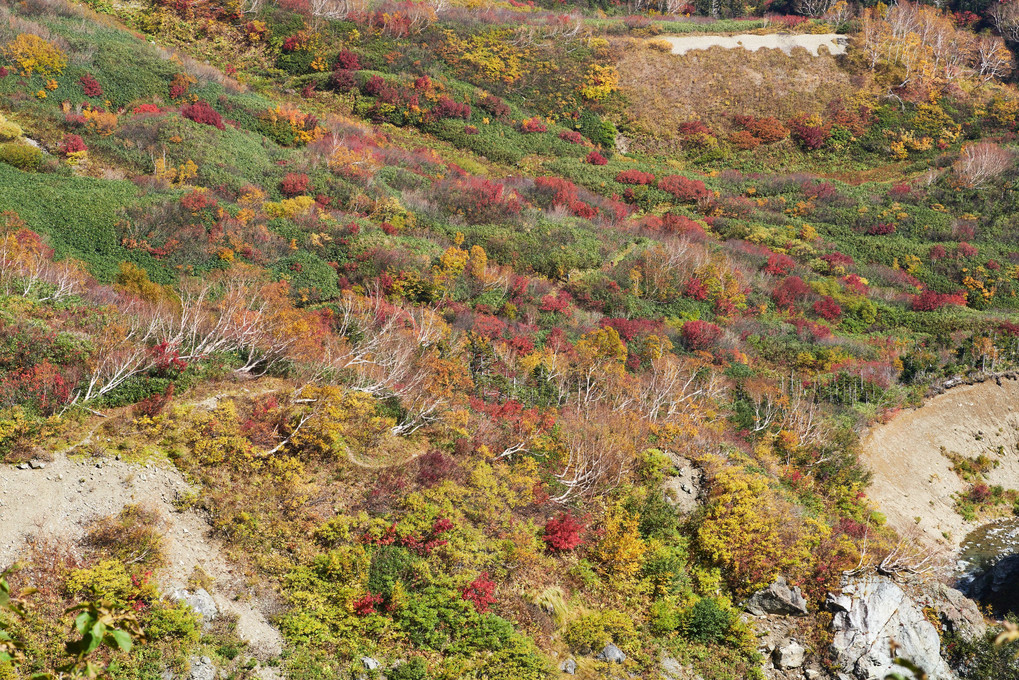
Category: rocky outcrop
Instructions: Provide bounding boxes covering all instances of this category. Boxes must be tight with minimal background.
[828,576,954,680]
[662,454,703,515]
[917,582,987,642]
[746,576,809,617]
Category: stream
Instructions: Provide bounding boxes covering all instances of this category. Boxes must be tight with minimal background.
[955,516,1019,614]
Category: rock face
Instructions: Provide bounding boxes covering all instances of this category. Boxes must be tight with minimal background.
[746,576,809,617]
[662,455,703,515]
[559,657,577,674]
[918,582,987,642]
[828,576,954,680]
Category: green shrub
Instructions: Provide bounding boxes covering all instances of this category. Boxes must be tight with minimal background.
[145,602,201,645]
[683,597,732,644]
[389,658,429,680]
[64,560,138,608]
[0,143,41,171]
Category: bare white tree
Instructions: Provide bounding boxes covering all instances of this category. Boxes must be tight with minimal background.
[953,142,1015,189]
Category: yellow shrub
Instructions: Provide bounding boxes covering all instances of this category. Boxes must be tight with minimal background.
[2,34,67,77]
[579,64,620,101]
[264,196,317,219]
[592,503,646,581]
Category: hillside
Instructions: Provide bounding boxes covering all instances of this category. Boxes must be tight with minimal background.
[5,0,1019,679]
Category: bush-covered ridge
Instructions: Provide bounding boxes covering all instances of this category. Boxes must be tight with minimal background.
[4,0,1019,677]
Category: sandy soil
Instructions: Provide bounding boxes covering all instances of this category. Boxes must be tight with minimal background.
[860,378,1019,550]
[660,33,848,57]
[0,437,285,663]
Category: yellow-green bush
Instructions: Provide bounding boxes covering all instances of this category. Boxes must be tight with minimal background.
[0,116,22,143]
[0,143,41,171]
[564,609,639,655]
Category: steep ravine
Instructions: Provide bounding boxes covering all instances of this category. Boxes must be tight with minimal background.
[861,377,1019,550]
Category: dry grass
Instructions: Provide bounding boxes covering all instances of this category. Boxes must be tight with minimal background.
[613,39,861,153]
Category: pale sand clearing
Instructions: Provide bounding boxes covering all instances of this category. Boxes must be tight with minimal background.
[660,33,849,56]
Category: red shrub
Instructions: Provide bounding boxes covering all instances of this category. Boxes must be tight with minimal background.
[813,296,842,321]
[59,134,87,156]
[426,96,471,122]
[0,361,70,415]
[133,103,162,114]
[662,213,706,238]
[929,245,947,260]
[888,182,913,200]
[413,75,431,90]
[281,173,311,197]
[134,383,175,418]
[684,276,709,300]
[539,291,572,315]
[462,572,497,613]
[678,120,712,137]
[787,114,830,150]
[842,274,868,295]
[968,483,992,503]
[416,449,458,487]
[957,241,978,258]
[616,169,656,185]
[353,592,383,615]
[520,117,547,133]
[586,150,607,165]
[331,69,357,92]
[866,222,896,236]
[600,317,661,341]
[363,74,385,96]
[820,252,855,271]
[181,100,224,130]
[0,67,8,78]
[542,512,585,552]
[773,275,811,309]
[745,116,789,143]
[334,49,361,70]
[763,253,795,276]
[436,176,521,223]
[473,314,507,339]
[478,94,510,120]
[681,319,723,351]
[559,130,585,144]
[658,174,709,202]
[79,73,102,98]
[912,289,965,311]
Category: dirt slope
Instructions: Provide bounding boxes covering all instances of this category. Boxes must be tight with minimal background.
[0,442,285,662]
[861,378,1019,549]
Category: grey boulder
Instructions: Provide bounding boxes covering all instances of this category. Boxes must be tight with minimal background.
[745,576,808,616]
[596,643,626,663]
[774,639,806,669]
[188,656,216,680]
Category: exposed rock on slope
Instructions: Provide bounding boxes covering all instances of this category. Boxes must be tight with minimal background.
[828,576,954,680]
